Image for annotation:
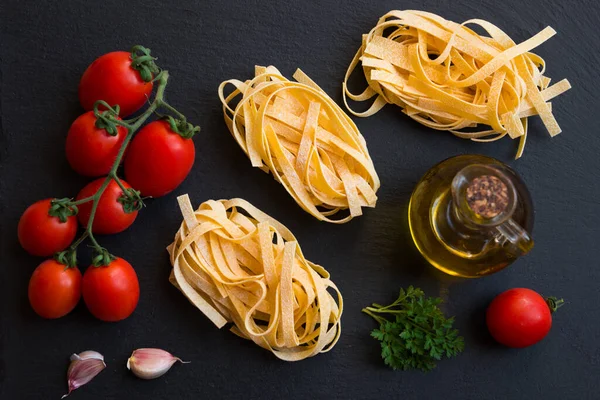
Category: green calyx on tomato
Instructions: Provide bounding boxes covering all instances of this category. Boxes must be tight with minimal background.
[91,247,117,268]
[55,249,79,269]
[117,187,146,213]
[130,45,160,83]
[93,103,122,136]
[165,115,200,139]
[546,296,565,313]
[48,197,79,223]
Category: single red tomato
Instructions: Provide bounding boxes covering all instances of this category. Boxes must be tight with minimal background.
[124,120,195,197]
[82,257,139,321]
[486,288,557,348]
[28,259,82,319]
[66,111,128,177]
[18,199,78,256]
[79,51,153,117]
[76,178,138,234]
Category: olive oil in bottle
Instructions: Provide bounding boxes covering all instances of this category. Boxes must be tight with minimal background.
[409,155,534,278]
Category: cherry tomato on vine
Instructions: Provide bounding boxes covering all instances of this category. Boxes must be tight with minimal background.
[124,120,195,197]
[486,288,562,348]
[76,178,138,234]
[18,199,78,257]
[66,111,128,177]
[28,259,82,319]
[79,51,153,117]
[82,257,139,322]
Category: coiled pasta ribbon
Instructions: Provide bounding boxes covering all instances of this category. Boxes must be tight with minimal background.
[219,66,380,223]
[168,195,343,361]
[343,10,571,158]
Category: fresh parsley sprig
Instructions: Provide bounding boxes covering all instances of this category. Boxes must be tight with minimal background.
[362,286,464,372]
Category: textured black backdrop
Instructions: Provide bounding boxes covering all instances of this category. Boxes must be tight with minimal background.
[1,1,599,399]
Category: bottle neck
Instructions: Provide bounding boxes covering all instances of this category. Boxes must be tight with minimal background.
[451,165,517,228]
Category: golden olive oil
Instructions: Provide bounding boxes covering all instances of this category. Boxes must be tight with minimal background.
[409,155,534,278]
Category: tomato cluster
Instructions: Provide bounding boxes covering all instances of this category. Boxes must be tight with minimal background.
[18,47,196,322]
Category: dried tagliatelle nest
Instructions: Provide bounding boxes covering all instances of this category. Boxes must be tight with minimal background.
[218,66,380,223]
[168,194,343,361]
[343,10,572,158]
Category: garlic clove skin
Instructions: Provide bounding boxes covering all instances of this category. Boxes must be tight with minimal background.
[127,348,189,380]
[70,350,104,362]
[62,351,106,398]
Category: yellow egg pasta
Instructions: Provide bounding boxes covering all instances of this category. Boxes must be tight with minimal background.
[218,66,380,223]
[343,10,571,158]
[168,194,343,361]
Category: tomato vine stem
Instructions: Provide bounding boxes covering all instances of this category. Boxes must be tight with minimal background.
[70,196,95,206]
[159,101,186,120]
[54,231,89,268]
[112,175,130,194]
[70,230,90,249]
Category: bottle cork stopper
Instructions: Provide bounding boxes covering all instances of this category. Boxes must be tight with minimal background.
[465,175,509,219]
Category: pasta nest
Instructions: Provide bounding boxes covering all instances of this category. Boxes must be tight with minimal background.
[219,66,380,223]
[343,10,571,158]
[168,195,343,361]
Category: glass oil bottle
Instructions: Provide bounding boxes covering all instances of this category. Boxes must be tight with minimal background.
[409,155,534,278]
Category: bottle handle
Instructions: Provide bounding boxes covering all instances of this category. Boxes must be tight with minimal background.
[496,218,534,256]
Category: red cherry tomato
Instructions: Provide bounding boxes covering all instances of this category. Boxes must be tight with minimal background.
[486,288,554,348]
[79,51,153,117]
[76,178,138,234]
[18,199,78,257]
[82,257,139,321]
[66,111,128,177]
[28,259,82,319]
[124,120,195,197]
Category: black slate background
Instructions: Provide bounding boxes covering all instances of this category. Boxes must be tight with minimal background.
[1,0,599,399]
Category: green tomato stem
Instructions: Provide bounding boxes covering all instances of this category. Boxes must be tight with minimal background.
[160,101,187,120]
[54,231,90,268]
[111,118,133,130]
[70,196,96,206]
[70,230,90,250]
[111,174,129,194]
[546,296,565,313]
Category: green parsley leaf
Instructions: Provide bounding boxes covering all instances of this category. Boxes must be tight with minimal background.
[362,286,464,372]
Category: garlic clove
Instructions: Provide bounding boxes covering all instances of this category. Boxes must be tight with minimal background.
[127,348,189,380]
[62,351,106,398]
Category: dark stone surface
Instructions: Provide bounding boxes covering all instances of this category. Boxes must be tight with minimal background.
[1,0,598,399]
